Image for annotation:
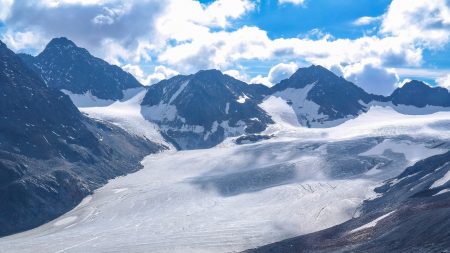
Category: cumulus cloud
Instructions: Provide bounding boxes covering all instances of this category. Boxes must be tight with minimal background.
[250,74,272,87]
[249,62,298,87]
[1,0,450,97]
[223,69,250,82]
[381,0,450,48]
[344,63,399,96]
[2,0,164,64]
[267,62,298,84]
[123,64,179,85]
[159,25,424,75]
[437,74,450,89]
[1,30,47,52]
[352,16,382,26]
[155,0,447,77]
[0,0,13,21]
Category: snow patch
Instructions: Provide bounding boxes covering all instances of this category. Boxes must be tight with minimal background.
[433,189,450,196]
[260,96,300,128]
[266,83,353,128]
[80,90,171,148]
[61,89,114,108]
[169,81,189,104]
[350,211,395,234]
[237,94,249,103]
[141,103,178,122]
[430,170,450,189]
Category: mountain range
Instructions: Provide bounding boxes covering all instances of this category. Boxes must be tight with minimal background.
[1,37,450,252]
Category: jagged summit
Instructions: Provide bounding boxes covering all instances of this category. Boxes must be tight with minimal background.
[19,37,142,100]
[141,69,273,149]
[273,65,341,92]
[44,37,78,50]
[268,64,374,127]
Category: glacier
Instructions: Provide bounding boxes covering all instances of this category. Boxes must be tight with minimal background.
[1,106,450,253]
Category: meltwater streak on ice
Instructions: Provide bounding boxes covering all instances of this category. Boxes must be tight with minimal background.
[1,106,450,252]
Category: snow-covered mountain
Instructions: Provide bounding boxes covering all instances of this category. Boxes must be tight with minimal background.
[262,66,450,129]
[0,40,162,236]
[19,37,142,100]
[141,69,273,149]
[266,65,376,127]
[3,35,450,253]
[389,80,450,108]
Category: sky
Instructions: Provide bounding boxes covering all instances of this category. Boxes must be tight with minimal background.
[0,0,449,95]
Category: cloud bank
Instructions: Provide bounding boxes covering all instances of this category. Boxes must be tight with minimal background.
[1,0,449,94]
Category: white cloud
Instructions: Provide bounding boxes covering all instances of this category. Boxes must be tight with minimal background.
[146,65,179,85]
[352,16,382,26]
[0,0,13,21]
[381,0,450,48]
[437,74,450,89]
[158,25,423,74]
[250,74,272,87]
[123,64,179,85]
[2,0,450,98]
[267,62,298,84]
[2,0,165,63]
[223,69,250,82]
[278,0,305,5]
[344,62,399,96]
[249,62,298,87]
[1,30,47,52]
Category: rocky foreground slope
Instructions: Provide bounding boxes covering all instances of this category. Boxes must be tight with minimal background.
[0,40,163,236]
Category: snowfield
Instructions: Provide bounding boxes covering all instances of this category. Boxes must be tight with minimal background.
[2,105,450,252]
[67,88,173,149]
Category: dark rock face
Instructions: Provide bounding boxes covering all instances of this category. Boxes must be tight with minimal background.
[19,37,142,100]
[270,65,375,126]
[0,40,98,160]
[0,40,162,236]
[389,80,450,108]
[244,148,450,253]
[141,69,273,149]
[235,134,272,145]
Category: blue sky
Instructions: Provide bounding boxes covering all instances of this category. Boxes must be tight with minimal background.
[0,0,449,95]
[240,0,391,39]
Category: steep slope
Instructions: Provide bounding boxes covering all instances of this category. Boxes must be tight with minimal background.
[267,65,376,127]
[141,69,273,149]
[0,40,162,236]
[389,80,450,108]
[19,37,142,100]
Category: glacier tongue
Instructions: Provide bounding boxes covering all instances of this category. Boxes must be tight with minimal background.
[2,105,450,253]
